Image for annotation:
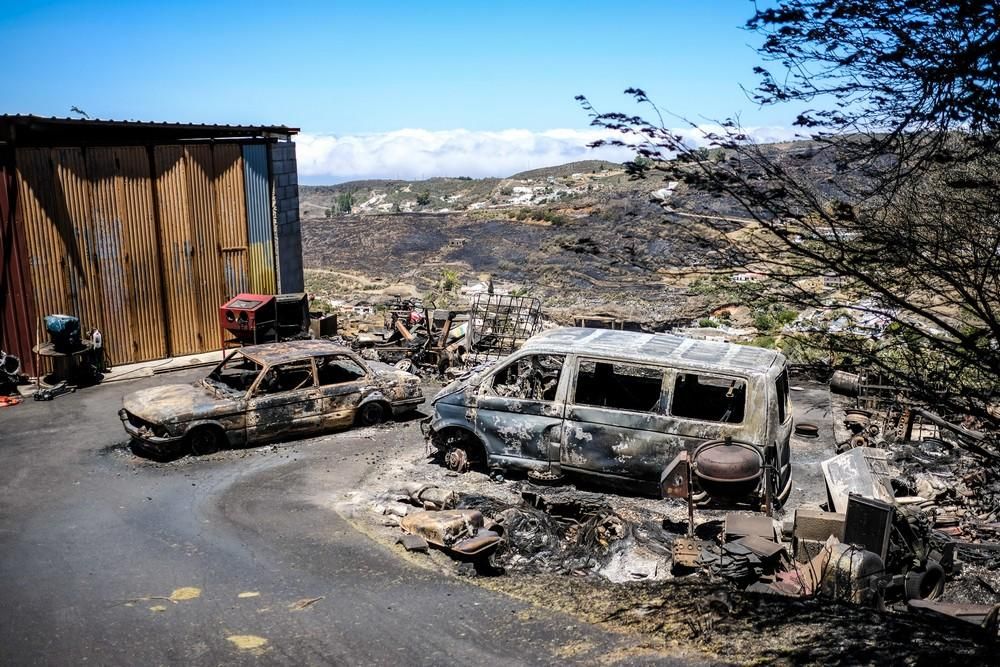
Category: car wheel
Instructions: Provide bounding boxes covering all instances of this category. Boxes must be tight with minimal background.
[189,427,222,456]
[358,402,387,426]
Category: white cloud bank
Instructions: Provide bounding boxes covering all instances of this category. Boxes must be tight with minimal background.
[295,126,801,183]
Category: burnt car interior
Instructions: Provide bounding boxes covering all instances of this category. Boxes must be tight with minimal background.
[257,360,315,395]
[671,373,746,423]
[575,360,664,412]
[487,354,563,400]
[316,355,367,385]
[208,354,263,392]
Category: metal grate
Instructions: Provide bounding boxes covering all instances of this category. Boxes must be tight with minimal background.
[466,294,542,363]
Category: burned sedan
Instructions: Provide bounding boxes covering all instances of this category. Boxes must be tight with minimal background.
[120,340,423,456]
[425,327,793,508]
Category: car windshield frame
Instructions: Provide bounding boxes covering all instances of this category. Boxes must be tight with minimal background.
[204,350,262,397]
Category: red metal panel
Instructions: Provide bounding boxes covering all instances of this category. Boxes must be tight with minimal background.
[0,148,37,375]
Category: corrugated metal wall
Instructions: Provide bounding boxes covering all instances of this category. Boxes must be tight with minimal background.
[214,145,250,298]
[243,144,276,295]
[86,147,167,363]
[12,142,275,367]
[0,149,36,374]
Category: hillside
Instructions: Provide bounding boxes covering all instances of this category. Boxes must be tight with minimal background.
[298,146,838,326]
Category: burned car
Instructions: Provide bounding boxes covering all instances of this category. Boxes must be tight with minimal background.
[120,340,423,456]
[425,327,793,507]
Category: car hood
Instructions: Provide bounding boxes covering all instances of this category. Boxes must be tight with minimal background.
[431,362,494,404]
[123,382,237,424]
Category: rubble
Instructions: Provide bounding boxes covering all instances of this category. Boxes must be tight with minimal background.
[344,365,1000,650]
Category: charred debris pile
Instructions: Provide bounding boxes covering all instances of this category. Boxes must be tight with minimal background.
[327,294,544,377]
[365,368,1000,645]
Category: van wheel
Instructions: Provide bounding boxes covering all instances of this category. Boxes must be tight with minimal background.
[441,433,486,473]
[358,402,387,426]
[189,426,222,456]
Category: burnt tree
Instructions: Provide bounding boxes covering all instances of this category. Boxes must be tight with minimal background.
[579,0,1000,424]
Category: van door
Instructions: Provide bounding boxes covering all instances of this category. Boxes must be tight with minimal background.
[659,370,764,452]
[246,359,323,442]
[474,353,566,466]
[561,358,676,482]
[771,367,794,493]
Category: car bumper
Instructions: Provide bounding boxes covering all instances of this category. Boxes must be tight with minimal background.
[390,396,425,416]
[119,409,185,446]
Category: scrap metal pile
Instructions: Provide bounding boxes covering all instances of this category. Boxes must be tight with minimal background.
[345,294,542,377]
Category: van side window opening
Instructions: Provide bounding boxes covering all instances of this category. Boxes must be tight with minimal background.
[487,354,564,401]
[775,370,790,423]
[574,360,664,413]
[317,355,366,385]
[671,373,746,423]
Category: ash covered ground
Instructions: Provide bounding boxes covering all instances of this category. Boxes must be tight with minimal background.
[320,381,998,666]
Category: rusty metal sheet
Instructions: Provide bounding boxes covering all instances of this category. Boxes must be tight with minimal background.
[184,145,226,351]
[17,148,78,376]
[242,144,276,295]
[213,144,249,298]
[84,147,167,365]
[117,147,168,362]
[154,145,203,356]
[0,149,37,375]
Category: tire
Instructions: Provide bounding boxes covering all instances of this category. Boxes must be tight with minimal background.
[904,560,945,600]
[188,426,223,456]
[358,401,388,426]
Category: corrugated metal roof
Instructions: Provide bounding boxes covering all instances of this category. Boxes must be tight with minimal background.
[520,327,783,374]
[0,115,298,147]
[0,114,298,134]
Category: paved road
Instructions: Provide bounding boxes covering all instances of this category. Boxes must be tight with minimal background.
[0,373,692,665]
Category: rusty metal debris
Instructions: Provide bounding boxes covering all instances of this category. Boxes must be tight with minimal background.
[908,599,1000,638]
[399,509,502,557]
[465,294,542,364]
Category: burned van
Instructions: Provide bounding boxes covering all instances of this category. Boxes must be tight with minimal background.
[425,327,793,507]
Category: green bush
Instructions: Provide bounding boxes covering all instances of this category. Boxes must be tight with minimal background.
[416,191,431,206]
[698,318,718,328]
[754,312,775,331]
[751,335,776,349]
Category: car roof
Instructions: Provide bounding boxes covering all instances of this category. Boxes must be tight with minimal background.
[519,327,784,375]
[237,340,353,365]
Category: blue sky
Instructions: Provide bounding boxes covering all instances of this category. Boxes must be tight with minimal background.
[3,1,797,182]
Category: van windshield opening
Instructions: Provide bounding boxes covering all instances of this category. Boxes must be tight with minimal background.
[486,354,564,401]
[574,360,664,413]
[671,373,746,423]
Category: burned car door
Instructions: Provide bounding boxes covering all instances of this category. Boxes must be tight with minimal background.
[562,358,675,481]
[315,354,369,428]
[246,359,323,442]
[475,354,566,464]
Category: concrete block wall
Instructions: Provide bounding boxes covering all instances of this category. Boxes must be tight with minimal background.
[271,140,304,292]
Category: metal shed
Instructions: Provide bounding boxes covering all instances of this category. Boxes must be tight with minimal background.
[0,115,303,375]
